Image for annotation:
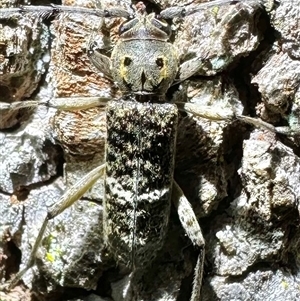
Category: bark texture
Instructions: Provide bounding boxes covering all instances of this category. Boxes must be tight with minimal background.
[1,0,300,300]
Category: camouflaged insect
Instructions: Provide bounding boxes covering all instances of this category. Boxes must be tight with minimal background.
[0,0,268,300]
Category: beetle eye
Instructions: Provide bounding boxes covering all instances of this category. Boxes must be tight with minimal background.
[124,57,132,66]
[156,58,164,69]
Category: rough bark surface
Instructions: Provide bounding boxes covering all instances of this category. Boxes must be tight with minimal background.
[1,0,300,301]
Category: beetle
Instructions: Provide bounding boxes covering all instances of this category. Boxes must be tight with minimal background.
[0,1,271,300]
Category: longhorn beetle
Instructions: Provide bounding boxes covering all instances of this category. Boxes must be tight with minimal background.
[0,0,274,300]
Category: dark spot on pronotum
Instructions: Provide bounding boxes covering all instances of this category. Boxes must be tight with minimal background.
[156,57,164,69]
[124,57,132,66]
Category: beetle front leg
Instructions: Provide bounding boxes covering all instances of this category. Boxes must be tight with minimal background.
[87,41,113,81]
[175,48,217,85]
[176,56,213,84]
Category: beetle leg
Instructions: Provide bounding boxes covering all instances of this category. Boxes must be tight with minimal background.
[3,164,105,291]
[87,42,113,81]
[172,180,205,301]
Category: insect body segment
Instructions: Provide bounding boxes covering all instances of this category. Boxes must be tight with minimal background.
[111,38,178,95]
[89,12,178,96]
[105,100,178,269]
